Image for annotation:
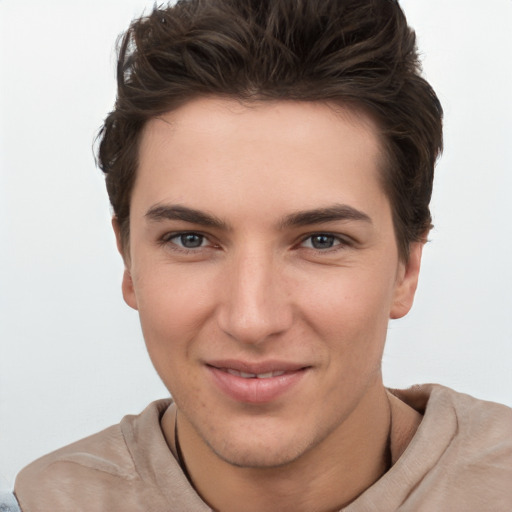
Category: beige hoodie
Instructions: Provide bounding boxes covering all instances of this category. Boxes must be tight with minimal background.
[15,385,512,511]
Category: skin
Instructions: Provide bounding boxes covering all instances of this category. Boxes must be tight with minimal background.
[115,97,423,511]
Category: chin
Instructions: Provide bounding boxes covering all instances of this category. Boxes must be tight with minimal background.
[204,425,319,470]
[213,443,306,469]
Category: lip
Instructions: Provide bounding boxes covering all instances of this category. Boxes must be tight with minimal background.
[206,360,310,404]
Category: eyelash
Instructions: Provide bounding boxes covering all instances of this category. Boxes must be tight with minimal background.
[160,232,215,253]
[159,231,351,254]
[299,233,350,251]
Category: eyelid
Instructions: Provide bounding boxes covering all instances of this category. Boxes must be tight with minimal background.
[158,229,354,253]
[161,229,206,240]
[297,232,353,250]
[160,230,219,251]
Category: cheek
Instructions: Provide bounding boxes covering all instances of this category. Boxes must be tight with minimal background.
[133,268,216,361]
[299,266,395,352]
[134,282,211,401]
[132,269,223,410]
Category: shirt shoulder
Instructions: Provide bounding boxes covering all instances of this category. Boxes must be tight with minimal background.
[14,400,175,512]
[346,385,512,512]
[399,384,512,461]
[397,385,512,511]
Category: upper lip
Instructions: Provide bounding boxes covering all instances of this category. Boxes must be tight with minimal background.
[206,359,310,374]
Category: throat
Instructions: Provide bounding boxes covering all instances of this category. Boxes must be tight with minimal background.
[163,387,398,512]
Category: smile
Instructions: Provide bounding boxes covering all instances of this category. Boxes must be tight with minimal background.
[206,361,309,404]
[225,369,286,379]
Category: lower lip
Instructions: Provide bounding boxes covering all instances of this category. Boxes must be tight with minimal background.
[208,367,308,404]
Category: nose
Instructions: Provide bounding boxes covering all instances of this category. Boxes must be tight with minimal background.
[216,250,293,345]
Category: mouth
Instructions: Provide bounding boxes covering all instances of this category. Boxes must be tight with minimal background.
[224,369,287,379]
[206,360,310,404]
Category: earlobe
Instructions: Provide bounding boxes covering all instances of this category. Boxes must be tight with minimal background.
[121,268,139,311]
[390,242,424,320]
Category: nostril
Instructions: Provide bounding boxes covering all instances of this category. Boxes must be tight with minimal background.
[216,259,293,343]
[216,299,293,345]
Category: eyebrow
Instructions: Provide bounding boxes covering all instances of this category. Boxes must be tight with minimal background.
[145,205,229,229]
[145,203,371,230]
[280,204,372,228]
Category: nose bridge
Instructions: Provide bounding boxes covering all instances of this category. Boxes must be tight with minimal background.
[217,246,292,344]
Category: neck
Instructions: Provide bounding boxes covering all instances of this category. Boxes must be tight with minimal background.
[162,382,413,512]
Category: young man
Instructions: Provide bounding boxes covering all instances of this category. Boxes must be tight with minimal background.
[9,0,512,510]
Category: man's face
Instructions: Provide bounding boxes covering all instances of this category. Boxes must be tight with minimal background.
[119,98,421,468]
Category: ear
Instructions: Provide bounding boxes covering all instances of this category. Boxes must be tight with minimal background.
[390,241,424,320]
[112,217,139,311]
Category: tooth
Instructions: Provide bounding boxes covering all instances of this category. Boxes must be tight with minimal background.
[225,369,287,379]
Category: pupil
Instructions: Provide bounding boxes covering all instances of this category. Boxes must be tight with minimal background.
[312,235,334,249]
[181,234,202,248]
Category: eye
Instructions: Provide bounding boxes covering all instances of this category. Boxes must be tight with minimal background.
[167,232,208,249]
[301,234,342,250]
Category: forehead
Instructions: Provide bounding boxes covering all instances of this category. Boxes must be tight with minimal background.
[133,97,388,221]
[141,98,382,161]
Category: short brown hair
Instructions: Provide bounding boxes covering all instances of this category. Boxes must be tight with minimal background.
[97,0,443,260]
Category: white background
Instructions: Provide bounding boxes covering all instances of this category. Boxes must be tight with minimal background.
[1,0,511,489]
